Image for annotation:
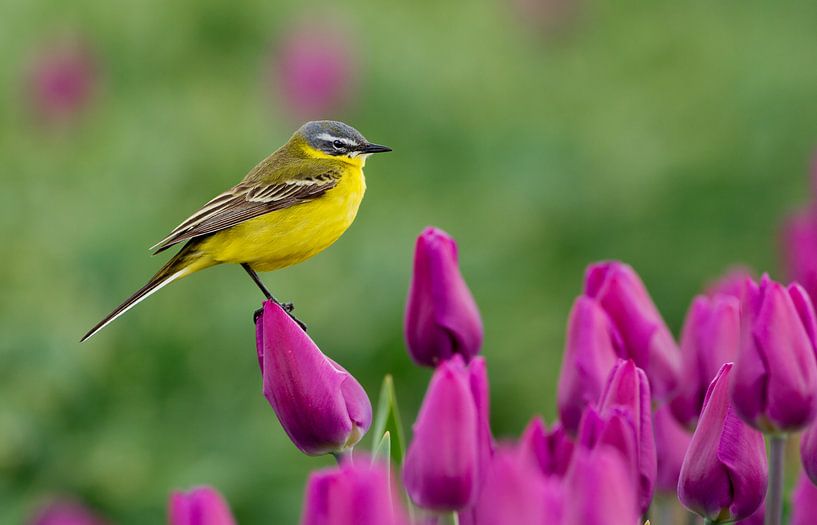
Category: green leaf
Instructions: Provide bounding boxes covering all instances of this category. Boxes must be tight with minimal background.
[372,431,391,469]
[370,374,406,465]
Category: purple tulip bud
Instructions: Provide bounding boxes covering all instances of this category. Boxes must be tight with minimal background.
[26,37,97,124]
[518,417,575,477]
[169,486,236,525]
[706,267,753,301]
[735,504,765,525]
[653,404,692,495]
[801,422,817,484]
[670,294,740,427]
[470,446,563,525]
[782,205,817,308]
[563,443,640,525]
[405,227,484,367]
[732,275,817,433]
[792,470,817,525]
[256,300,372,455]
[301,459,408,525]
[28,500,108,525]
[467,357,495,483]
[584,261,681,400]
[679,363,767,523]
[557,296,621,435]
[404,356,479,511]
[273,20,356,120]
[597,359,656,514]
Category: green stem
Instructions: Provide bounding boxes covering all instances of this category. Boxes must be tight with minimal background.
[331,448,353,465]
[704,520,715,525]
[765,434,786,525]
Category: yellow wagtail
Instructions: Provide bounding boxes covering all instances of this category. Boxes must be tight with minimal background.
[82,120,391,341]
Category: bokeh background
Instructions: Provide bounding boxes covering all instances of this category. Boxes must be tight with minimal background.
[2,0,817,522]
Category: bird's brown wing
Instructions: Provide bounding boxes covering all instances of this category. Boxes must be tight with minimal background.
[149,172,340,254]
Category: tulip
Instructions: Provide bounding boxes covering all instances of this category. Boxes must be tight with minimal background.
[28,500,108,525]
[256,300,372,456]
[405,227,483,367]
[670,294,740,428]
[801,422,817,485]
[782,204,817,308]
[563,443,640,525]
[556,296,620,434]
[470,446,562,525]
[518,417,574,477]
[653,404,692,495]
[169,486,236,525]
[404,355,479,511]
[26,37,97,124]
[706,267,753,301]
[791,471,817,525]
[467,357,495,483]
[731,275,817,433]
[273,20,356,120]
[596,359,656,514]
[584,261,681,400]
[678,363,767,523]
[736,504,765,525]
[301,460,408,525]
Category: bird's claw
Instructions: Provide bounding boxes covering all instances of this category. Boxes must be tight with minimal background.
[281,302,295,313]
[252,302,307,332]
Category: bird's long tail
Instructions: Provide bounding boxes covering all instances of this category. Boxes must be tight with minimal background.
[81,247,208,342]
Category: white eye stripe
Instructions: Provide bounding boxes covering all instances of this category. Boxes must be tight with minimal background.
[315,132,356,147]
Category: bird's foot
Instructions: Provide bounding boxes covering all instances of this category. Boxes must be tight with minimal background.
[253,301,307,332]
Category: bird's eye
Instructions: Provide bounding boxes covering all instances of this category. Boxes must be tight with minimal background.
[332,140,345,150]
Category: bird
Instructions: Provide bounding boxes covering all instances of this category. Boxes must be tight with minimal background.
[81,120,391,341]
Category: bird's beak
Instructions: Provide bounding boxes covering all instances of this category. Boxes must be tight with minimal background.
[359,143,392,154]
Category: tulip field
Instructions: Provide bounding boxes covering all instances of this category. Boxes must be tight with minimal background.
[3,0,817,524]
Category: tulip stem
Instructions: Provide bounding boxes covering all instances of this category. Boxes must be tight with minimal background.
[766,434,786,525]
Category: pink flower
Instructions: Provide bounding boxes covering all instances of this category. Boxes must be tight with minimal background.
[169,486,236,525]
[27,37,97,123]
[654,404,692,495]
[28,499,108,525]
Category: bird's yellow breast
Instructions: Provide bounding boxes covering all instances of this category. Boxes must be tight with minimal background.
[199,164,366,272]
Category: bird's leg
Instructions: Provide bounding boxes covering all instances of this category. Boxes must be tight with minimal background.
[242,263,307,331]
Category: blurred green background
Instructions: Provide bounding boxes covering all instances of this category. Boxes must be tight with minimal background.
[2,0,817,522]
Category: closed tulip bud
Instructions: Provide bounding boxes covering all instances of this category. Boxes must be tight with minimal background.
[792,471,817,525]
[563,443,640,525]
[670,294,740,428]
[471,446,563,525]
[557,296,621,435]
[28,500,108,525]
[584,261,681,400]
[801,422,817,484]
[467,357,495,483]
[735,504,765,525]
[679,363,767,523]
[405,227,483,367]
[404,356,479,511]
[732,275,817,433]
[256,300,372,455]
[169,486,236,525]
[301,460,408,525]
[519,417,575,478]
[597,359,656,514]
[653,404,692,495]
[706,267,753,301]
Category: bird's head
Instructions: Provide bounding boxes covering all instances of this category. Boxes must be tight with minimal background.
[295,120,391,165]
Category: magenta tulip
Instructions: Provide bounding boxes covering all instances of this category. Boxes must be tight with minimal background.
[801,422,817,484]
[563,442,640,525]
[169,486,236,525]
[26,37,97,124]
[706,267,753,301]
[557,296,620,434]
[273,20,356,120]
[28,500,108,525]
[470,446,562,525]
[653,404,692,495]
[256,300,372,455]
[678,363,767,523]
[732,275,817,433]
[584,261,681,401]
[670,294,740,427]
[518,417,575,477]
[735,504,765,525]
[782,207,817,308]
[403,355,479,511]
[405,227,483,367]
[791,471,817,525]
[596,359,656,514]
[301,460,408,525]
